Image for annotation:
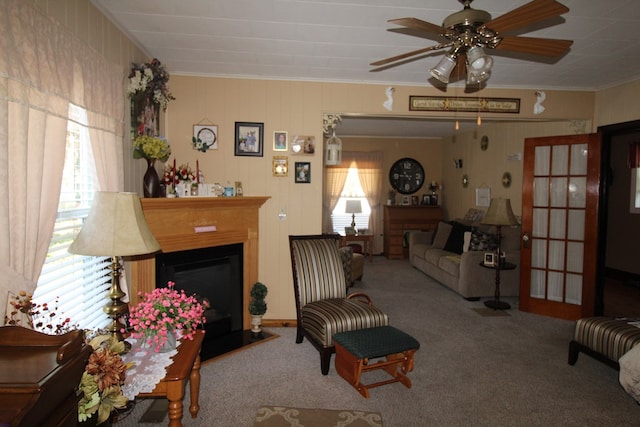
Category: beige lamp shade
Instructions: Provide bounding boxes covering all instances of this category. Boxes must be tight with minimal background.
[345,199,363,214]
[482,198,518,226]
[68,192,160,257]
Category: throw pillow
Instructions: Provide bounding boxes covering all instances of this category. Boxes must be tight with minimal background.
[432,222,452,249]
[444,221,472,254]
[468,228,498,251]
[463,231,472,253]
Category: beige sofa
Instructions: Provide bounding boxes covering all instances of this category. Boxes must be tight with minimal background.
[408,221,521,300]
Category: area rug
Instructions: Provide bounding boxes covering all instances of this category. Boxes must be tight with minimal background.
[254,405,383,427]
[472,308,510,317]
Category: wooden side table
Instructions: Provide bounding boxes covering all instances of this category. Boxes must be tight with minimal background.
[480,261,516,310]
[137,330,205,427]
[341,234,374,262]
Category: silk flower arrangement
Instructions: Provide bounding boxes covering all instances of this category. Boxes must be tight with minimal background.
[128,282,208,352]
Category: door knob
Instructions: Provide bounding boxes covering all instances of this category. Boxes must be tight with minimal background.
[522,233,530,249]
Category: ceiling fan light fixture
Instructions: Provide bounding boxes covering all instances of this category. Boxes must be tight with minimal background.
[466,68,491,85]
[430,54,457,84]
[466,46,493,72]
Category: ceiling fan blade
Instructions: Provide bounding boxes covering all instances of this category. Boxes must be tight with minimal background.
[370,43,452,67]
[484,0,569,34]
[388,17,449,38]
[495,35,573,57]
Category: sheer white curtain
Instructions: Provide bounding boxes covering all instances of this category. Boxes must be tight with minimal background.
[352,151,383,253]
[323,165,350,233]
[0,0,125,316]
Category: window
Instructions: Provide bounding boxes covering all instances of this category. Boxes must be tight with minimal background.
[33,105,111,331]
[631,168,640,214]
[331,167,371,234]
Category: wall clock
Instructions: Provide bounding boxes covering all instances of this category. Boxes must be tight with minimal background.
[389,157,425,194]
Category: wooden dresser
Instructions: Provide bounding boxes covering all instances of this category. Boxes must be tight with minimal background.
[383,205,443,259]
[0,327,92,427]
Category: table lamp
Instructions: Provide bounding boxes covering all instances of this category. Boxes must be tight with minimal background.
[68,192,160,345]
[481,197,518,310]
[345,200,363,229]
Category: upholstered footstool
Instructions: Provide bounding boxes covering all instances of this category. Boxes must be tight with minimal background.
[568,317,640,368]
[333,326,420,398]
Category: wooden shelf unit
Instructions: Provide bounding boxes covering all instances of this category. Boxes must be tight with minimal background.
[383,205,443,259]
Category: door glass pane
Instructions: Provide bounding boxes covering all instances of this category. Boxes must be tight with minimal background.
[566,274,583,305]
[535,146,550,175]
[530,269,545,298]
[549,209,566,239]
[552,145,569,175]
[533,208,548,238]
[534,178,549,207]
[569,177,586,208]
[567,210,585,240]
[531,239,547,269]
[548,241,565,270]
[550,177,567,207]
[548,271,564,302]
[570,144,588,175]
[567,242,584,273]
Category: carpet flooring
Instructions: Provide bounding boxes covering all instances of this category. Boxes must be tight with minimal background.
[113,256,639,426]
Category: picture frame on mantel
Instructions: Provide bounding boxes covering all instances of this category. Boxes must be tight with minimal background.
[234,122,264,157]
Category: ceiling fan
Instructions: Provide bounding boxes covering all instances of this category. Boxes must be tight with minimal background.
[371,0,573,86]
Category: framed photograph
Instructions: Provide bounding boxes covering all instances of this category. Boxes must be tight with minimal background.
[131,96,159,138]
[193,125,218,151]
[430,194,439,206]
[234,122,264,157]
[272,156,288,177]
[411,195,419,205]
[484,252,496,267]
[294,162,311,183]
[290,135,316,155]
[274,131,288,151]
[475,187,491,207]
[402,195,410,205]
[421,194,430,205]
[344,226,356,236]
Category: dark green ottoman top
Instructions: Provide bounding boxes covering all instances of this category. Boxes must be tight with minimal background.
[333,326,420,360]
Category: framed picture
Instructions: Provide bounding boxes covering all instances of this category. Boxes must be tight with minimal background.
[344,226,356,236]
[274,131,288,151]
[273,156,288,177]
[402,195,410,205]
[294,162,311,183]
[290,135,316,155]
[193,125,218,151]
[131,96,159,138]
[421,194,430,205]
[234,122,264,157]
[484,252,496,267]
[411,195,419,205]
[430,194,439,206]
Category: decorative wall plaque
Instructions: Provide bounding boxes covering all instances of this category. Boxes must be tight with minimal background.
[409,96,520,114]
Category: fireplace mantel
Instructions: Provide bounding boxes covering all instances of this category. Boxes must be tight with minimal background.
[130,196,269,330]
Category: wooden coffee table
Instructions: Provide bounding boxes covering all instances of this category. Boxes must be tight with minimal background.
[137,330,204,427]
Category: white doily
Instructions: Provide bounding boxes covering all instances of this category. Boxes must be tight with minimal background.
[121,338,178,400]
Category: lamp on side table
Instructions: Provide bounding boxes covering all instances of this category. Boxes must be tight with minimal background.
[481,198,518,310]
[68,192,160,347]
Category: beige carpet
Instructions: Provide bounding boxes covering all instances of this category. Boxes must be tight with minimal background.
[471,307,510,317]
[253,406,383,427]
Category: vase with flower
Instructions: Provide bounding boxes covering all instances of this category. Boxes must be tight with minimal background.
[133,135,171,198]
[128,281,208,353]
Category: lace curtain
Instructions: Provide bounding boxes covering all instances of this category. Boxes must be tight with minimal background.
[0,0,125,315]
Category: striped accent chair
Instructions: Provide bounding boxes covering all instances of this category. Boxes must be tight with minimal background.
[289,235,389,375]
[568,317,640,369]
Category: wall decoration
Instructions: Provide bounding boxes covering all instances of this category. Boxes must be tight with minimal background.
[234,122,264,157]
[409,96,520,113]
[462,174,470,188]
[294,162,311,183]
[290,135,316,155]
[481,135,489,151]
[502,172,512,188]
[274,131,288,151]
[273,156,288,177]
[475,187,491,207]
[193,125,218,152]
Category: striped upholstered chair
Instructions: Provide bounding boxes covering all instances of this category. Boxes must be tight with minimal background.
[289,234,389,375]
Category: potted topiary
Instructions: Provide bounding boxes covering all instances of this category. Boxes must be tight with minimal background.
[249,282,268,336]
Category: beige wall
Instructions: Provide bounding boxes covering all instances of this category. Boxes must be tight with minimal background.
[37,0,640,321]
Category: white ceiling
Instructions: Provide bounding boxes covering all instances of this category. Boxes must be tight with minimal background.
[92,0,640,138]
